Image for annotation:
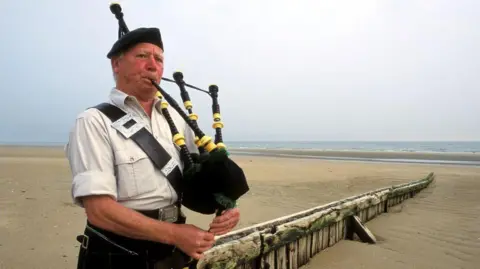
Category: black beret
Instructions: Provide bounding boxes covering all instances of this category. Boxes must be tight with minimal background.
[106,27,164,59]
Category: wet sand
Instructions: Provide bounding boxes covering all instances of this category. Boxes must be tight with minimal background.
[0,145,479,268]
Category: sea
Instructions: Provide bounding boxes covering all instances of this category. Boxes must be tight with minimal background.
[225,141,480,154]
[225,141,480,166]
[1,140,480,154]
[2,140,480,165]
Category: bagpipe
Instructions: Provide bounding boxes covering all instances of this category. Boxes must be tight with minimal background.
[108,3,249,216]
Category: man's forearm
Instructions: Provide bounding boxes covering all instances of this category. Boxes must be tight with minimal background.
[82,195,177,245]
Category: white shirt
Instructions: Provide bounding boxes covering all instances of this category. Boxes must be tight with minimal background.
[65,88,199,211]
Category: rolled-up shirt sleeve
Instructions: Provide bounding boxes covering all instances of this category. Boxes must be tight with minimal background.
[65,110,117,207]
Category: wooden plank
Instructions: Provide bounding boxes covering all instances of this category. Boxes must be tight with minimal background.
[318,229,324,251]
[196,230,263,269]
[244,261,255,269]
[261,251,275,269]
[311,230,320,256]
[344,213,354,240]
[319,229,325,251]
[340,219,346,239]
[367,206,374,220]
[297,237,308,267]
[344,215,353,240]
[276,246,287,269]
[329,222,336,247]
[288,241,298,269]
[322,226,329,249]
[336,221,341,241]
[351,215,376,244]
[307,233,314,256]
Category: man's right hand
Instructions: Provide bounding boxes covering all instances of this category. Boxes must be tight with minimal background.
[172,224,216,260]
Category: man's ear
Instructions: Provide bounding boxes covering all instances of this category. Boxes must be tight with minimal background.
[111,57,120,73]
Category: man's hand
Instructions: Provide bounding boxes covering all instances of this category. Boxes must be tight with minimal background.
[172,224,216,260]
[208,208,240,236]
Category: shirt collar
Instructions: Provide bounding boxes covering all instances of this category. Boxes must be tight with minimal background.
[109,88,163,114]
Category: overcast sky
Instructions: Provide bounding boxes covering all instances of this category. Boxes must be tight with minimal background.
[0,0,478,144]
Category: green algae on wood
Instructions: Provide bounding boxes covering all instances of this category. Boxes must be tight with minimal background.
[196,230,264,269]
[389,173,434,197]
[261,194,386,253]
[198,172,435,269]
[210,187,390,246]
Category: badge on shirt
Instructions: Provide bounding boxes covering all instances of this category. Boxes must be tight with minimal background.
[111,113,145,138]
[161,158,178,177]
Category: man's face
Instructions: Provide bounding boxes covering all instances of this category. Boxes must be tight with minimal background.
[112,42,164,99]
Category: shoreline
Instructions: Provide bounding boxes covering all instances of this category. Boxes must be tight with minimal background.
[229,148,480,166]
[1,145,480,166]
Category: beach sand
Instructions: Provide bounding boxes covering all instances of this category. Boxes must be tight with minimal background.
[0,146,479,268]
[302,162,480,269]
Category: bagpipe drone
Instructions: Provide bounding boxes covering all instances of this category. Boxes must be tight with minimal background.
[108,3,249,216]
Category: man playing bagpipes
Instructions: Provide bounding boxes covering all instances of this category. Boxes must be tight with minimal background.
[65,3,249,269]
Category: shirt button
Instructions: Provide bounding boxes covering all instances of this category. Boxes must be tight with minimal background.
[130,157,134,162]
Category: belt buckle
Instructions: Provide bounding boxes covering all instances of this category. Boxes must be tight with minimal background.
[159,205,178,223]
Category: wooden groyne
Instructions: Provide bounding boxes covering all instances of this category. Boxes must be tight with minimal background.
[197,172,435,269]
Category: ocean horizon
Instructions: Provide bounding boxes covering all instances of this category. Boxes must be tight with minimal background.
[1,140,479,154]
[225,140,480,154]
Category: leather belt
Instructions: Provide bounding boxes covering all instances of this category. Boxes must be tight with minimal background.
[76,204,186,253]
[137,204,182,223]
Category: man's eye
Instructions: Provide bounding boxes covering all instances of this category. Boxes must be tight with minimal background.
[137,54,147,58]
[155,57,163,63]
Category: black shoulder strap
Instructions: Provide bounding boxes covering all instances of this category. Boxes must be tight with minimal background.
[92,102,183,194]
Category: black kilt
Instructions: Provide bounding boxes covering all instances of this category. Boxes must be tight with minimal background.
[76,211,190,269]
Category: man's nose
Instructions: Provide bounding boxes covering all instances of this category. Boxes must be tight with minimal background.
[146,57,157,71]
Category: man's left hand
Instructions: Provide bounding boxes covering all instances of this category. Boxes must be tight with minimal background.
[208,208,240,236]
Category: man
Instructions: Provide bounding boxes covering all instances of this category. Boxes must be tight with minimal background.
[65,27,240,269]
